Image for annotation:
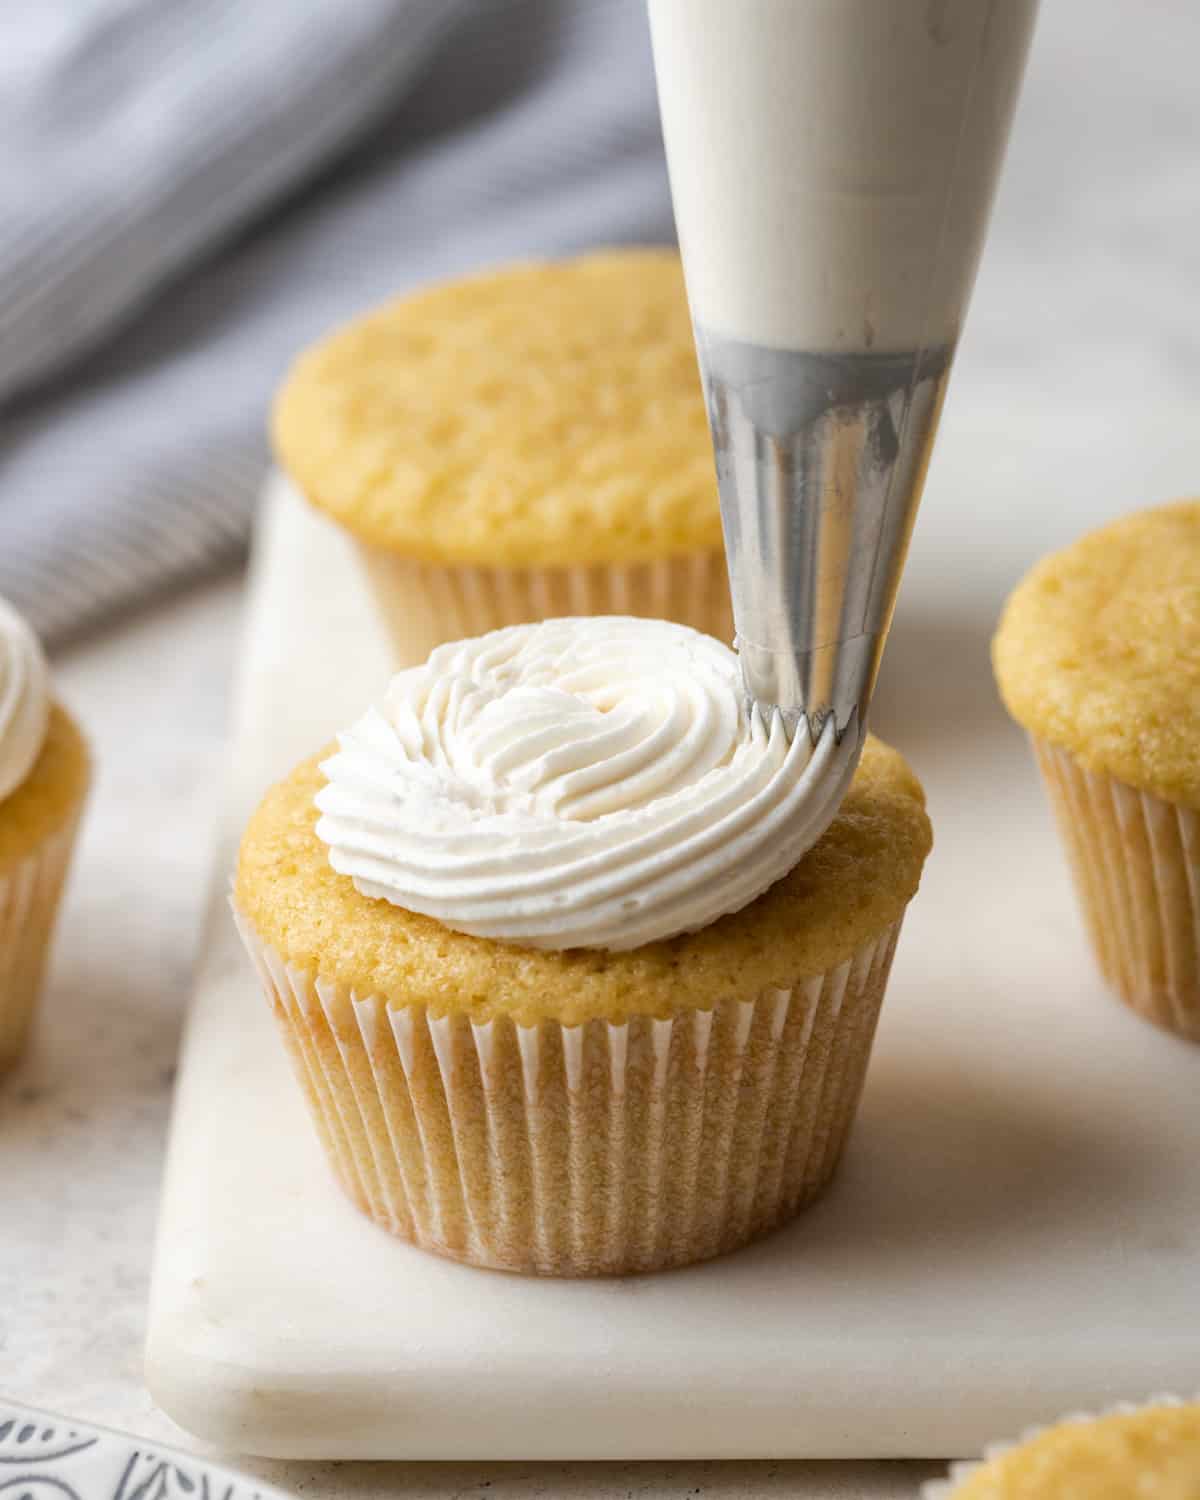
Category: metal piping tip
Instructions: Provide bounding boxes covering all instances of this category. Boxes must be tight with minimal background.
[697,333,953,743]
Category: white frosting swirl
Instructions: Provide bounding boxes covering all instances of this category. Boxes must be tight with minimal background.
[0,596,50,805]
[315,618,862,951]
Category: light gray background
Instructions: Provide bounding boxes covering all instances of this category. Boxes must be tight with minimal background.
[2,1,1198,1496]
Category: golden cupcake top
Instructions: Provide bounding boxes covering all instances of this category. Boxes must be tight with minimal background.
[271,249,722,566]
[993,500,1200,808]
[0,594,89,864]
[0,594,51,805]
[942,1402,1200,1500]
[235,733,931,1027]
[0,705,90,866]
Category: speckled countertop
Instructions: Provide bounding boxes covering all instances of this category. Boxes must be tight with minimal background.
[4,0,1200,1493]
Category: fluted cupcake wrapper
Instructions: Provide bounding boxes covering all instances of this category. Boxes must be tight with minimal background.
[0,812,86,1074]
[355,543,735,666]
[1033,739,1200,1042]
[232,905,901,1276]
[921,1393,1196,1500]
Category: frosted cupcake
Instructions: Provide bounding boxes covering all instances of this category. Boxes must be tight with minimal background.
[233,617,931,1275]
[926,1398,1200,1500]
[993,500,1200,1041]
[271,250,732,663]
[0,599,90,1073]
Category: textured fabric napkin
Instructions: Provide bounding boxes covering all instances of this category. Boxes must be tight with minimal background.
[0,0,672,643]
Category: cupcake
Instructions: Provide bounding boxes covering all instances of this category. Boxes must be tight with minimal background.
[271,250,732,663]
[993,500,1200,1041]
[0,598,90,1073]
[926,1398,1200,1500]
[233,616,931,1275]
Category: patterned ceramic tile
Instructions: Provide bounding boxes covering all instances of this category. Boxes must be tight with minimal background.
[0,1401,290,1500]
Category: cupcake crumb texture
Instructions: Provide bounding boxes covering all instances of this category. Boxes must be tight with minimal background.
[947,1402,1200,1500]
[0,705,90,867]
[235,735,931,1027]
[993,499,1200,809]
[271,250,722,567]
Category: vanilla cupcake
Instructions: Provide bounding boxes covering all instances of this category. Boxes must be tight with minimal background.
[233,617,931,1275]
[993,500,1200,1041]
[271,250,731,663]
[0,599,90,1073]
[926,1398,1200,1500]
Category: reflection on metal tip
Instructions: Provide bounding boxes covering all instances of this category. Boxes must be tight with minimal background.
[704,333,953,738]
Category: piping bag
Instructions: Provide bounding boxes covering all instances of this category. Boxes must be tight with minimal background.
[648,0,1038,814]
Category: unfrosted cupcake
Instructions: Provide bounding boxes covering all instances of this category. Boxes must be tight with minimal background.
[233,616,931,1275]
[0,598,90,1073]
[926,1398,1200,1500]
[271,250,732,663]
[993,500,1200,1041]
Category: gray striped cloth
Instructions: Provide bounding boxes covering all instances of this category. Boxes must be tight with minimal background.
[0,0,672,643]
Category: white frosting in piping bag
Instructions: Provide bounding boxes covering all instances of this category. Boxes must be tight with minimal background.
[316,618,862,951]
[0,596,50,806]
[648,0,1038,352]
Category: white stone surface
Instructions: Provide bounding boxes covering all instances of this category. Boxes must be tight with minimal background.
[147,481,1200,1464]
[4,0,1200,1493]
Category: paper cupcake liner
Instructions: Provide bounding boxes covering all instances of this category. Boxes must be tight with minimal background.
[1033,738,1200,1041]
[356,544,735,666]
[232,906,902,1276]
[0,811,86,1074]
[922,1393,1195,1499]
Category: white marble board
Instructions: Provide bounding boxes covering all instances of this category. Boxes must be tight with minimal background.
[144,476,1200,1461]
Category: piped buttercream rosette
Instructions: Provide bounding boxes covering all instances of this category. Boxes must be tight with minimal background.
[316,617,861,950]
